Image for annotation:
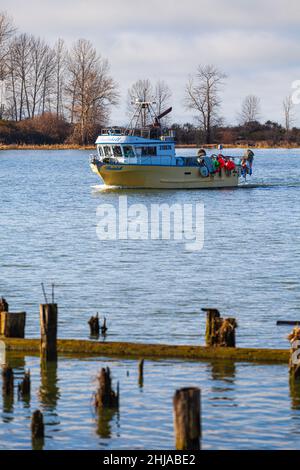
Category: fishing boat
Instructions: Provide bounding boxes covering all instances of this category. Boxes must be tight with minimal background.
[90,101,254,189]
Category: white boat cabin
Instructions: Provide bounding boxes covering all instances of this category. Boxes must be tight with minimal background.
[95,129,180,166]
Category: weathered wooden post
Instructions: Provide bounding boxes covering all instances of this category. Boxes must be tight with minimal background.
[203,308,221,346]
[288,327,300,379]
[138,359,144,387]
[88,313,100,337]
[18,370,31,400]
[0,312,26,338]
[173,387,201,450]
[101,317,108,336]
[203,308,237,347]
[94,367,119,438]
[0,297,9,314]
[40,303,58,361]
[95,367,119,409]
[219,318,237,347]
[31,409,45,450]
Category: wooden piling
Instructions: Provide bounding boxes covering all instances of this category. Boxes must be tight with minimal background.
[138,359,144,387]
[88,313,100,337]
[203,308,237,347]
[2,366,14,395]
[203,308,221,346]
[95,367,119,409]
[101,317,107,336]
[288,327,300,379]
[31,409,45,449]
[219,318,237,347]
[40,303,57,361]
[18,370,31,399]
[0,312,26,338]
[173,387,201,450]
[0,297,8,313]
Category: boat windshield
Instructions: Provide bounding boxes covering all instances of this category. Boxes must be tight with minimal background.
[123,146,135,158]
[112,145,122,157]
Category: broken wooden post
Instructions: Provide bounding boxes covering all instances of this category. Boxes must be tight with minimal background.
[2,366,14,396]
[40,303,57,361]
[88,313,100,337]
[95,367,119,409]
[0,297,9,313]
[0,312,26,338]
[219,318,237,347]
[203,308,237,347]
[31,409,45,450]
[288,327,300,379]
[18,370,31,400]
[101,317,107,336]
[203,308,221,346]
[173,387,201,450]
[138,359,144,387]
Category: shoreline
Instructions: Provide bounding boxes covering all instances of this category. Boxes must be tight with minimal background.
[1,143,300,151]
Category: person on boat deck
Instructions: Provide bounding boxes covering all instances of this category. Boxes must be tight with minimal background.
[212,156,220,172]
[225,158,235,172]
[241,158,248,177]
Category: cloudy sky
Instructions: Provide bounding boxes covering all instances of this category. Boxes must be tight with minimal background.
[2,0,300,125]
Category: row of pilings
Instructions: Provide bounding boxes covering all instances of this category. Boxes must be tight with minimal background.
[1,297,300,449]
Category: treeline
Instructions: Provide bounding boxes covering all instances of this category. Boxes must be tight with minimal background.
[0,11,299,147]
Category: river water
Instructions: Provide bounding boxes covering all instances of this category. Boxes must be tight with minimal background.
[0,148,300,449]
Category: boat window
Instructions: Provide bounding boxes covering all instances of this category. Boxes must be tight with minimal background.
[103,146,113,157]
[136,146,157,156]
[123,146,135,158]
[112,146,122,157]
[97,146,104,156]
[160,145,172,150]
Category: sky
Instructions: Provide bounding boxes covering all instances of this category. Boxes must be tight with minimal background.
[2,0,300,126]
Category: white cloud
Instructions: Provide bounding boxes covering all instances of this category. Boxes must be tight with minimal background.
[2,0,300,125]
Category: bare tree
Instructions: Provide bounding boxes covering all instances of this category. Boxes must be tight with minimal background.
[66,38,118,144]
[127,79,154,127]
[0,12,15,118]
[53,38,67,117]
[6,33,32,120]
[239,94,261,125]
[283,95,295,140]
[155,80,172,125]
[127,79,172,128]
[185,64,226,144]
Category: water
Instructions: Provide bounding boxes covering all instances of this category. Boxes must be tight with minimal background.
[0,353,300,450]
[1,148,300,449]
[1,148,300,348]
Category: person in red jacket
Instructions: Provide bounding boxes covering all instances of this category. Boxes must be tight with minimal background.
[217,154,225,176]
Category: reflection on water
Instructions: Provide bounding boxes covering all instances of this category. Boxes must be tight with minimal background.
[0,355,300,449]
[96,408,119,439]
[289,377,300,410]
[209,361,237,406]
[39,361,60,411]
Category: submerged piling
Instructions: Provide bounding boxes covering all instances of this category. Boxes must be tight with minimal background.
[31,409,45,450]
[95,367,119,409]
[173,387,201,450]
[40,303,58,361]
[138,359,144,387]
[88,313,100,337]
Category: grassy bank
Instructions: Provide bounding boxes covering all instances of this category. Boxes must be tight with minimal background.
[0,337,290,364]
